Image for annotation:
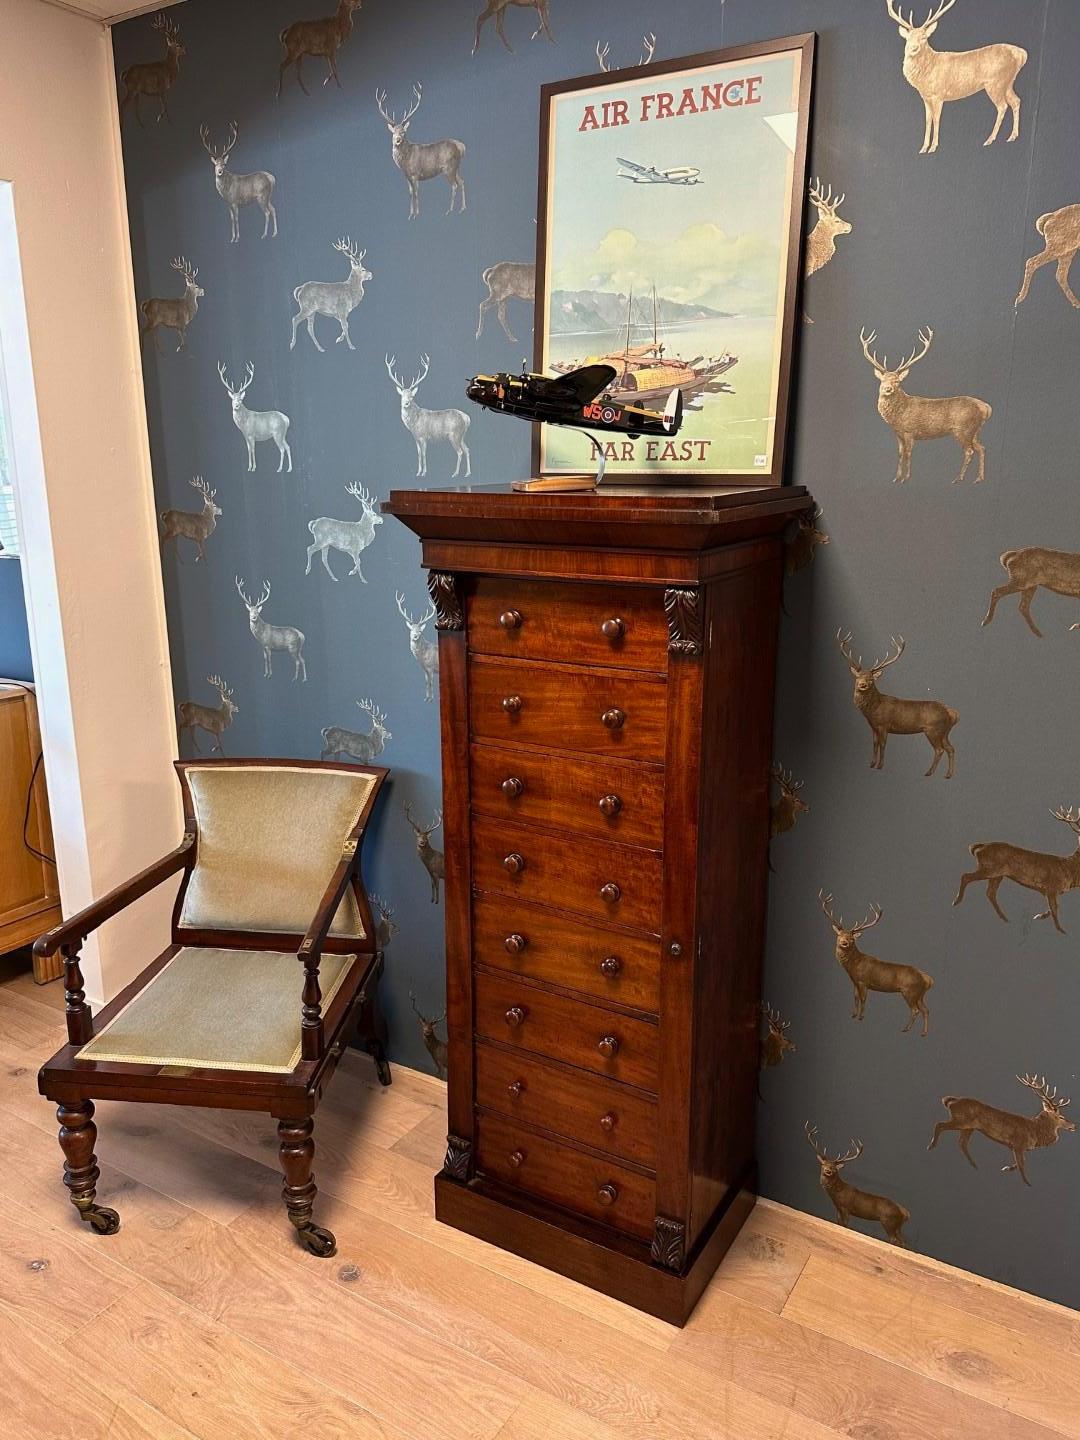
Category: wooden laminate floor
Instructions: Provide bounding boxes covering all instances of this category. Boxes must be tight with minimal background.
[2,962,1077,1440]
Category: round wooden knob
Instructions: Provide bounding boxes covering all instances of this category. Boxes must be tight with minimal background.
[597,1034,619,1059]
[599,955,621,978]
[503,852,526,875]
[509,1149,525,1168]
[504,932,527,955]
[599,882,621,904]
[601,618,625,640]
[501,776,524,798]
[601,708,626,730]
[599,1112,617,1133]
[502,695,523,714]
[499,610,522,630]
[597,1183,618,1205]
[598,794,622,817]
[507,1080,524,1099]
[505,1005,526,1027]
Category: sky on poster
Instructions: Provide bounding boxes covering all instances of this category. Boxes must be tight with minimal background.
[547,51,799,318]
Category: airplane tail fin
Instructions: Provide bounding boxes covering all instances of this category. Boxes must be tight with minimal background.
[663,387,683,435]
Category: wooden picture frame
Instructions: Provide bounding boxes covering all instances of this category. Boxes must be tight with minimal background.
[532,33,815,487]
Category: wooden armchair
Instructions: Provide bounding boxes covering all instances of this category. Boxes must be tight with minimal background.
[36,758,389,1258]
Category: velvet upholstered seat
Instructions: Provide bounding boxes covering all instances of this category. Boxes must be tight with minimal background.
[36,758,390,1258]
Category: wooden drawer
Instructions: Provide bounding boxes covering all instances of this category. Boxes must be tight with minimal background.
[476,1040,658,1168]
[470,741,664,849]
[473,894,660,1013]
[475,1111,655,1241]
[469,655,667,764]
[467,577,668,672]
[474,969,659,1091]
[472,814,661,933]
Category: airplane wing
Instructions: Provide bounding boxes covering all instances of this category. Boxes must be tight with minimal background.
[545,364,618,405]
[616,157,651,176]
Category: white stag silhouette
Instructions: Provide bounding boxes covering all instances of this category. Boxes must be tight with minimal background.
[395,591,439,702]
[218,362,293,473]
[235,577,306,681]
[200,121,277,243]
[291,237,371,352]
[375,84,466,219]
[305,482,382,582]
[385,353,471,478]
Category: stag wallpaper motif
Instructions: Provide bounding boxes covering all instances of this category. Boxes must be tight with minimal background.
[114,0,1079,1310]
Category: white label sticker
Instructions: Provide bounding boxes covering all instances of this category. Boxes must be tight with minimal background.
[754,454,767,468]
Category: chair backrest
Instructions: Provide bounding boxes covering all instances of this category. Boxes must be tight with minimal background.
[175,761,383,943]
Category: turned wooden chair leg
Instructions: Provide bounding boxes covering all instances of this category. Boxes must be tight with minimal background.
[277,1117,336,1257]
[56,1101,120,1235]
[357,984,392,1088]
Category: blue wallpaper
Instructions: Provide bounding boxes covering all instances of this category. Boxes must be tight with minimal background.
[114,0,1079,1308]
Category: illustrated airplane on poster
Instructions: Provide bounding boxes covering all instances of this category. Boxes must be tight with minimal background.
[616,157,703,185]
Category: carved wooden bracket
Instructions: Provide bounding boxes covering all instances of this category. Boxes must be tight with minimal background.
[442,1133,473,1181]
[664,587,702,657]
[427,571,464,631]
[650,1215,686,1271]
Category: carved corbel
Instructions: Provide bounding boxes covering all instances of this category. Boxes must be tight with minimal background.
[664,587,703,657]
[650,1215,686,1271]
[441,1133,473,1181]
[427,571,464,631]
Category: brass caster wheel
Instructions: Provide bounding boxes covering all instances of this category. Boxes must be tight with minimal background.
[77,1202,121,1236]
[295,1221,336,1257]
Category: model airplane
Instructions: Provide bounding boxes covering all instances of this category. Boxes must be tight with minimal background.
[466,362,683,441]
[616,157,703,186]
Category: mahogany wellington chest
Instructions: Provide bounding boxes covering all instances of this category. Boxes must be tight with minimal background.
[384,482,812,1324]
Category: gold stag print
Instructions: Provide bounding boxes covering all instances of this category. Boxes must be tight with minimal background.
[858,327,991,484]
[277,0,363,97]
[819,893,933,1037]
[118,11,185,128]
[803,181,850,321]
[176,675,237,755]
[1016,205,1080,309]
[953,805,1080,934]
[760,1003,796,1070]
[805,1124,910,1245]
[159,476,221,564]
[883,0,1027,155]
[769,764,809,839]
[783,505,829,578]
[409,986,449,1078]
[836,631,958,778]
[983,547,1080,637]
[473,0,556,56]
[929,1075,1075,1186]
[140,257,204,354]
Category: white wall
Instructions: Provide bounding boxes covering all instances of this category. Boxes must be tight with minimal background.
[0,0,181,1005]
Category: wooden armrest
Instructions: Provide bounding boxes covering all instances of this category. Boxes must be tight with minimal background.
[34,836,194,959]
[297,843,362,966]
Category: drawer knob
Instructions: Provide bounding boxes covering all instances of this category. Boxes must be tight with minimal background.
[601,708,626,730]
[507,1080,524,1099]
[599,955,622,978]
[597,1183,619,1206]
[502,695,523,714]
[501,776,524,798]
[669,941,683,958]
[598,793,622,818]
[505,1005,527,1028]
[601,618,625,641]
[597,1034,620,1059]
[499,609,523,630]
[599,1112,617,1133]
[504,932,527,955]
[509,1149,525,1168]
[599,882,621,904]
[503,852,526,875]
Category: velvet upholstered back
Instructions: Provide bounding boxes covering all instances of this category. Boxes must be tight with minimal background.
[178,764,378,939]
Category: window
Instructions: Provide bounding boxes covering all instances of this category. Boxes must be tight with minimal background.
[0,400,17,556]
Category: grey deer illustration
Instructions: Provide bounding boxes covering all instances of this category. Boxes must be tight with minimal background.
[200,122,277,244]
[278,0,363,96]
[805,1125,910,1246]
[395,591,438,702]
[140,257,203,354]
[405,804,445,905]
[929,1074,1074,1186]
[385,354,471,479]
[760,1004,796,1071]
[476,262,535,342]
[160,475,220,563]
[306,482,381,582]
[474,0,555,54]
[954,804,1080,935]
[177,675,237,754]
[819,892,933,1037]
[119,12,185,128]
[291,237,371,352]
[859,327,991,484]
[837,630,958,779]
[320,698,391,761]
[884,0,1027,154]
[370,894,398,950]
[234,577,306,681]
[1016,204,1080,310]
[218,362,292,473]
[596,33,656,72]
[409,987,448,1079]
[983,547,1080,637]
[376,84,466,219]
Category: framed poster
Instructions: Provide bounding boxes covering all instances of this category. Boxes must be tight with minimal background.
[533,34,814,486]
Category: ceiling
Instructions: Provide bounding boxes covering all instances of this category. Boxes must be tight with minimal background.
[38,0,184,22]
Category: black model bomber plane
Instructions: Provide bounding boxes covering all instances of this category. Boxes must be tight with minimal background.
[466,362,684,441]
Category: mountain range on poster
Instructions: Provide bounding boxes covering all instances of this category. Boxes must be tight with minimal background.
[549,287,729,334]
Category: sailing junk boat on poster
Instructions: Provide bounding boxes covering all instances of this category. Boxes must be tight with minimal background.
[551,285,738,409]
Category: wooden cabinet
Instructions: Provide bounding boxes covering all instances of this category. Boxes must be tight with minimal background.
[0,684,61,980]
[384,482,811,1325]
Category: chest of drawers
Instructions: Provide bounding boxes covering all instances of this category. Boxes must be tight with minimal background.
[384,482,811,1324]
